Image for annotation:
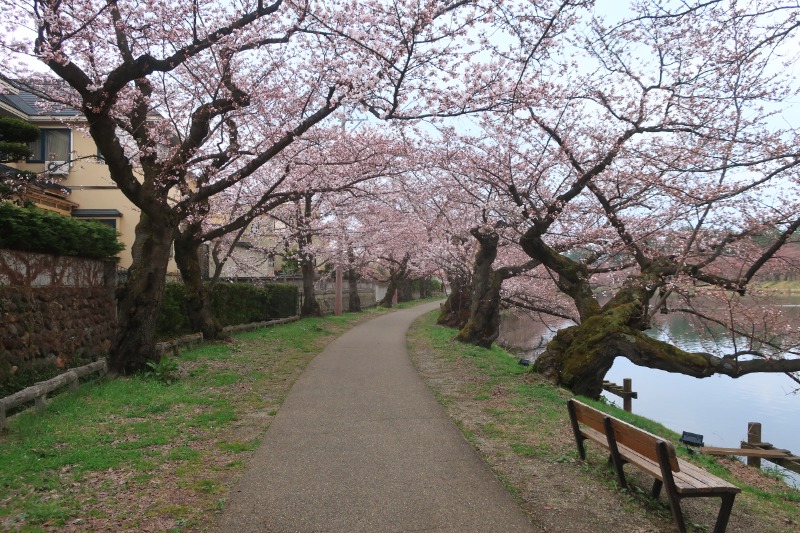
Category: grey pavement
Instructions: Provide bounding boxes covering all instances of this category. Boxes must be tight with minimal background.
[215,301,538,532]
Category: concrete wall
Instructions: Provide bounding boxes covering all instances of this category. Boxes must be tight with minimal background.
[0,249,116,394]
[314,288,377,314]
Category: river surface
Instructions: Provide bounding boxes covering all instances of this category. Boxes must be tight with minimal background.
[498,295,800,487]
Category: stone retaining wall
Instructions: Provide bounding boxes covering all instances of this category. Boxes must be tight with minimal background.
[0,249,116,395]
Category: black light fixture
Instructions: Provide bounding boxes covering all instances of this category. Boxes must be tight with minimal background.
[679,431,704,454]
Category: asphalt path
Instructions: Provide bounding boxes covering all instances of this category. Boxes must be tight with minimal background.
[216,301,537,532]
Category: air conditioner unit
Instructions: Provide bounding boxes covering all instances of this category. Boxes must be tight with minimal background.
[45,160,69,175]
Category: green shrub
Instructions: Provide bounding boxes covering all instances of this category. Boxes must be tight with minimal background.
[157,282,298,338]
[0,203,124,259]
[0,117,39,162]
[262,283,299,318]
[157,283,192,337]
[211,283,265,326]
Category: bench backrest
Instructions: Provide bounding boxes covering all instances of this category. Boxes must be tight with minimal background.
[606,416,680,472]
[568,399,680,473]
[568,398,607,433]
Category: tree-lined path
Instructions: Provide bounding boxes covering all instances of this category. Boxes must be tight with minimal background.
[216,301,537,532]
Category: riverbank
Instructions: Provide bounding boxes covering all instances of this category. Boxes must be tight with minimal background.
[755,280,800,293]
[408,311,800,532]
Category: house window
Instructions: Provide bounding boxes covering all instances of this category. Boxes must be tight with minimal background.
[28,128,71,162]
[93,218,116,230]
[72,209,122,232]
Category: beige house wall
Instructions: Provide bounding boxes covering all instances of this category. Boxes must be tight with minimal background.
[9,119,176,272]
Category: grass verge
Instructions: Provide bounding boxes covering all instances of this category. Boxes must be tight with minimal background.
[408,310,800,533]
[0,301,436,532]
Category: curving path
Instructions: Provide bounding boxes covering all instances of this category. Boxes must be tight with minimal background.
[216,301,538,532]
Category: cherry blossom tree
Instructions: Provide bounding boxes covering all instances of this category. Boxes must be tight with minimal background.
[418,129,544,345]
[1,0,501,372]
[499,0,800,396]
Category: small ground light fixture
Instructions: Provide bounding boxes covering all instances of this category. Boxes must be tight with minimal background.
[679,431,704,454]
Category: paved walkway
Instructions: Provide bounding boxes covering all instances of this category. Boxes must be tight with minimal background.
[216,302,538,532]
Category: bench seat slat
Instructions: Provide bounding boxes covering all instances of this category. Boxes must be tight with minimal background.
[615,444,738,493]
[674,461,739,494]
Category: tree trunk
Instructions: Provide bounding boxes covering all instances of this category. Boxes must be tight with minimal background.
[347,268,361,312]
[379,253,410,308]
[419,276,433,298]
[456,230,502,348]
[437,273,471,329]
[397,277,413,302]
[298,194,321,317]
[300,258,321,317]
[532,280,800,398]
[379,278,397,308]
[110,213,176,374]
[173,225,225,340]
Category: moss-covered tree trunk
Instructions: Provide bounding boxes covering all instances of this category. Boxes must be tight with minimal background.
[535,308,642,398]
[525,245,798,398]
[456,228,540,348]
[437,272,471,329]
[110,213,176,374]
[456,230,503,348]
[173,222,225,341]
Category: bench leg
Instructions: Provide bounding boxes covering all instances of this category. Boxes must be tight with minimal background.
[664,485,687,533]
[712,494,736,533]
[567,401,587,460]
[651,479,663,499]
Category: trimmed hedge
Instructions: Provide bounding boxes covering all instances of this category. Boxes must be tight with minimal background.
[157,281,299,338]
[0,117,39,162]
[0,203,124,260]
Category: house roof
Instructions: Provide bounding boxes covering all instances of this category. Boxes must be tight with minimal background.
[72,209,123,217]
[0,83,81,119]
[0,163,19,177]
[1,79,162,121]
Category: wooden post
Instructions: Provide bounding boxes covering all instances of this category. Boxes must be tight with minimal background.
[35,394,47,414]
[623,379,633,412]
[747,422,762,468]
[0,401,7,433]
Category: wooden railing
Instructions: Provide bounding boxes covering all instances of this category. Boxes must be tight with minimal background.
[0,359,108,431]
[1,316,301,431]
[702,422,800,476]
[602,378,638,412]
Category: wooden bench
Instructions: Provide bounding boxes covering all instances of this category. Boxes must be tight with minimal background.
[567,399,740,533]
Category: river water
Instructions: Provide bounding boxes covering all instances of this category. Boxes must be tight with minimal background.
[498,296,800,488]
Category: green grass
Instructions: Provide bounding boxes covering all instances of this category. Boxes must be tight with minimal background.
[0,301,433,531]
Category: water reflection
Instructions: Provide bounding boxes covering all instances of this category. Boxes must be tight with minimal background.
[498,297,800,488]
